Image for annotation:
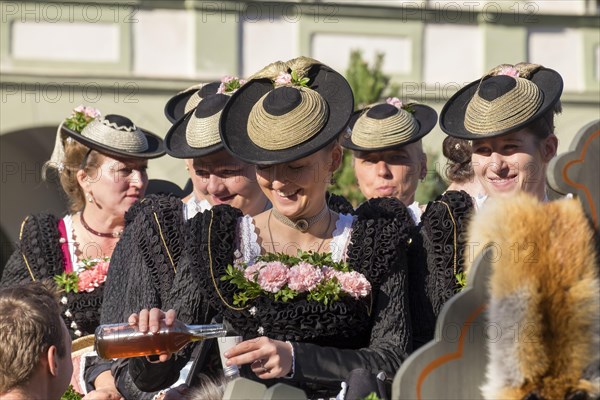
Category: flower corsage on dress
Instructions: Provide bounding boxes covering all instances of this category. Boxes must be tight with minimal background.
[219,251,374,343]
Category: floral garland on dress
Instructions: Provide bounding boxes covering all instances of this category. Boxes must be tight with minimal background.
[222,251,371,307]
[54,257,110,294]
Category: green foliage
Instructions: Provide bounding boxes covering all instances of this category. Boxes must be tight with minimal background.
[221,251,355,307]
[290,70,310,87]
[346,50,391,109]
[61,385,83,400]
[329,151,364,208]
[63,111,95,133]
[415,151,446,205]
[361,392,382,400]
[54,272,79,294]
[455,272,467,291]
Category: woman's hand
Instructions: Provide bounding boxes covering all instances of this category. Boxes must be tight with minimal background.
[128,308,177,362]
[224,337,293,379]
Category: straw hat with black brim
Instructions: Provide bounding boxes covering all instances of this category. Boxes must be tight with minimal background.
[61,114,165,159]
[164,93,230,159]
[342,102,437,152]
[164,81,221,124]
[219,60,354,165]
[440,65,563,140]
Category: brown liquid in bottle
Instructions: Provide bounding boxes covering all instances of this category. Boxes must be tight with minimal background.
[96,330,202,359]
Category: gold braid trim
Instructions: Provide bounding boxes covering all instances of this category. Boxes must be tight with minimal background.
[19,216,35,281]
[433,200,458,275]
[153,212,176,274]
[207,209,246,311]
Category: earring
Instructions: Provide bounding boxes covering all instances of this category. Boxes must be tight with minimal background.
[86,192,94,203]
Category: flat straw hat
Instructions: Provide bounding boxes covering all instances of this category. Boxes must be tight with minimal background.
[164,82,221,123]
[342,98,437,151]
[61,114,165,159]
[219,57,354,165]
[165,93,231,158]
[440,63,563,140]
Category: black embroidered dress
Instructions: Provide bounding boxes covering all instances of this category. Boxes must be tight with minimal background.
[105,196,415,398]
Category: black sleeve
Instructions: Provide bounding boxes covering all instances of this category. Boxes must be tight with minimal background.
[100,194,185,324]
[420,190,474,316]
[1,214,62,287]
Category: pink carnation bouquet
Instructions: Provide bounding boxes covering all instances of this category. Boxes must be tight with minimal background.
[54,257,110,294]
[222,251,371,307]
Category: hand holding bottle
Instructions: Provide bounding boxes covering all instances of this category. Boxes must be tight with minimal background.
[95,308,226,360]
[128,308,177,362]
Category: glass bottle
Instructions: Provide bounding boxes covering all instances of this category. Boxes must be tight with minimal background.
[94,320,226,359]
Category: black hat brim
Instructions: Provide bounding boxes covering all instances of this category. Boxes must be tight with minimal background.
[342,104,438,151]
[220,65,354,165]
[439,67,563,140]
[61,125,165,159]
[164,82,221,124]
[164,109,224,159]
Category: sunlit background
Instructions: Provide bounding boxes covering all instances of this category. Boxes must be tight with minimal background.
[1,0,599,264]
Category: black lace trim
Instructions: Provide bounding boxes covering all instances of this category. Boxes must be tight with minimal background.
[1,213,104,339]
[125,194,186,306]
[188,198,412,344]
[420,190,474,315]
[326,192,354,215]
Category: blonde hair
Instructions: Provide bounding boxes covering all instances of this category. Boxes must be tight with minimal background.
[0,280,67,392]
[44,132,104,214]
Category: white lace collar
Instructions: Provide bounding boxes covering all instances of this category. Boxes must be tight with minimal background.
[407,201,422,225]
[235,213,355,264]
[183,194,212,220]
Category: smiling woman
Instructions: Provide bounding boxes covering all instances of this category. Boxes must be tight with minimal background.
[0,107,165,340]
[0,105,165,398]
[123,57,417,399]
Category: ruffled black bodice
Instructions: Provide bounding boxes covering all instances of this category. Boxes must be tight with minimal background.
[100,194,187,324]
[419,190,475,316]
[1,213,104,339]
[169,197,413,349]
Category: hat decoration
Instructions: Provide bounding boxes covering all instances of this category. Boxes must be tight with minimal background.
[44,105,102,179]
[220,56,354,165]
[247,69,329,150]
[343,97,437,151]
[440,62,563,139]
[61,111,165,159]
[164,76,245,158]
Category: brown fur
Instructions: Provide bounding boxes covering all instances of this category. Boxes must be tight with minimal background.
[467,193,600,400]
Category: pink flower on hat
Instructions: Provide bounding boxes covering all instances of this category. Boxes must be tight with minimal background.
[217,76,246,94]
[338,271,371,299]
[84,107,101,118]
[386,97,403,109]
[257,261,289,293]
[498,66,520,78]
[274,72,292,86]
[74,105,86,113]
[288,262,324,292]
